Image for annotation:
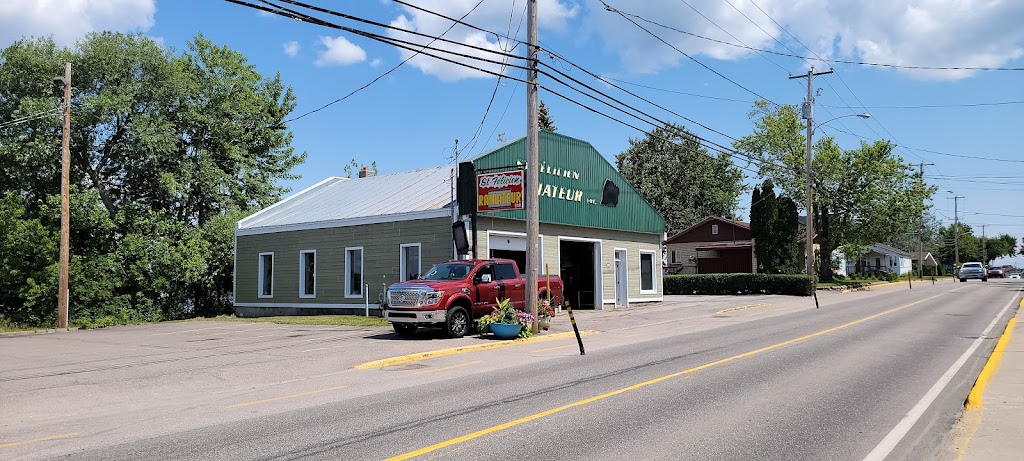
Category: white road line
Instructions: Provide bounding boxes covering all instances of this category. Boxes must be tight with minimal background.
[863,286,1020,461]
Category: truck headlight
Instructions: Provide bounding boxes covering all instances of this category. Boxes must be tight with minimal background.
[419,290,444,306]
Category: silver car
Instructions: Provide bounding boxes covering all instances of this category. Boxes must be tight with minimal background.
[958,262,987,282]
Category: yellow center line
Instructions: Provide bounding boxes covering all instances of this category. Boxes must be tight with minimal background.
[228,385,348,408]
[414,361,482,375]
[355,330,599,370]
[385,290,950,461]
[0,433,77,449]
[714,303,770,315]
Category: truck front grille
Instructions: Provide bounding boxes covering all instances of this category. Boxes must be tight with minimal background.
[388,290,420,307]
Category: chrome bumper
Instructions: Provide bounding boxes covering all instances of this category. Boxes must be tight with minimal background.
[385,308,447,324]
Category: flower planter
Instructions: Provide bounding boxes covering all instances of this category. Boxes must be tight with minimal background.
[538,317,551,331]
[489,322,522,339]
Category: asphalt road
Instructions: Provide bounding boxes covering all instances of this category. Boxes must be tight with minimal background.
[1,279,1019,460]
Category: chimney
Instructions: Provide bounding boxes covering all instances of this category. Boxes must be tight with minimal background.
[358,167,374,178]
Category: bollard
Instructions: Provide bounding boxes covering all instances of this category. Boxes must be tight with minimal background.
[908,275,912,289]
[932,276,935,285]
[565,301,585,355]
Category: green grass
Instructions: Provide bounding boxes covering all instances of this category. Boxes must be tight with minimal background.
[198,314,389,327]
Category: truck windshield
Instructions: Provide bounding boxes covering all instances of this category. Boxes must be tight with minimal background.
[421,263,472,280]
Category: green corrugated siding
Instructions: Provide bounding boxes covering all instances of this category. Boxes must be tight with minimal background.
[472,131,665,235]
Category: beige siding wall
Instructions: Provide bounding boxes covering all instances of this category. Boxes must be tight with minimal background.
[236,218,453,306]
[475,217,663,306]
[666,242,700,274]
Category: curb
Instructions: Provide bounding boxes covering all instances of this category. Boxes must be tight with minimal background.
[354,329,599,369]
[964,299,1021,409]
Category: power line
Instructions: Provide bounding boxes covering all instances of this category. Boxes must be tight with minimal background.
[0,110,59,128]
[606,2,1024,72]
[823,100,1024,109]
[824,125,1024,164]
[597,78,753,103]
[227,0,776,178]
[461,0,527,157]
[600,1,782,106]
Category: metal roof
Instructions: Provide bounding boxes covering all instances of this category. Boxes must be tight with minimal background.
[238,165,454,230]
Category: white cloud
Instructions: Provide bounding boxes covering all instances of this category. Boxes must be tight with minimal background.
[386,0,579,81]
[315,36,367,66]
[585,0,1024,81]
[283,40,300,57]
[370,58,383,68]
[0,0,155,48]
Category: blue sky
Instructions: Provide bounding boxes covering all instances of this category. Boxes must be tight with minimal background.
[3,0,1023,265]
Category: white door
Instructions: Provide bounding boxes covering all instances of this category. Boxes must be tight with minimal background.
[614,249,628,308]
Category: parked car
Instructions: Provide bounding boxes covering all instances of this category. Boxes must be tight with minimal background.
[382,259,563,338]
[987,267,1006,278]
[958,262,987,282]
[1009,272,1021,279]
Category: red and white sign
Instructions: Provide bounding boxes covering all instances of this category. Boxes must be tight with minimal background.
[477,170,524,212]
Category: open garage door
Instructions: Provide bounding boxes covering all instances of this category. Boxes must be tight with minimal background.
[489,233,529,275]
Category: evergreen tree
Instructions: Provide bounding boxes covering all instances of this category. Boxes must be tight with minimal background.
[538,100,556,132]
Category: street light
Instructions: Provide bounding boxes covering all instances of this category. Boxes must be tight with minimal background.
[803,112,871,279]
[812,113,871,134]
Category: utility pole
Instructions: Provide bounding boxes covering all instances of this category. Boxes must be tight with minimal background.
[58,62,71,329]
[981,224,987,266]
[525,0,540,332]
[790,67,832,278]
[952,195,964,271]
[916,163,933,279]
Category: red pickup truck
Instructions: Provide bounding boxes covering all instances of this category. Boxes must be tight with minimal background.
[383,259,563,338]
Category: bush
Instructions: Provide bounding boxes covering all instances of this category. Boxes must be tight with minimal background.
[663,273,814,296]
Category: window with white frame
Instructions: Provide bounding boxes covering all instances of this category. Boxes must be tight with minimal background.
[640,251,656,292]
[711,224,719,235]
[258,252,274,298]
[346,247,363,298]
[299,250,315,298]
[400,243,421,281]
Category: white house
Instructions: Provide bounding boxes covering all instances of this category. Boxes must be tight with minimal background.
[834,244,914,276]
[861,244,914,276]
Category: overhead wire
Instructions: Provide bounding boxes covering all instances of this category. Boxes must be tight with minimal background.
[461,0,527,157]
[600,1,782,107]
[226,0,777,177]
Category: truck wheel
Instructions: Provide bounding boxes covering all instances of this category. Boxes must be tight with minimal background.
[960,278,966,282]
[445,306,469,338]
[393,323,417,337]
[983,278,988,282]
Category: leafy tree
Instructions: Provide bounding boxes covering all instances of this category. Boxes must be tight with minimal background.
[734,100,935,281]
[617,123,744,234]
[538,100,556,132]
[750,180,799,273]
[0,33,303,326]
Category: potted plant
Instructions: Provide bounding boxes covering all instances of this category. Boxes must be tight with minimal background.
[478,298,535,339]
[538,299,555,330]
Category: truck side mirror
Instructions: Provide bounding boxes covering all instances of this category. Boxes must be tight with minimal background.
[478,274,492,284]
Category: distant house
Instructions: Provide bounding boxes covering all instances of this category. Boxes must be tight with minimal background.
[664,216,756,274]
[911,251,939,275]
[860,244,913,276]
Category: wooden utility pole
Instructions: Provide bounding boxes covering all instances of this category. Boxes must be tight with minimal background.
[58,62,71,329]
[525,0,540,332]
[790,68,832,278]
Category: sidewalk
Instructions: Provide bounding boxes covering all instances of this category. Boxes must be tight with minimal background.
[960,302,1023,460]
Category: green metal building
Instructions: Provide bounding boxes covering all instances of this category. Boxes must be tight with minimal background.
[233,131,665,316]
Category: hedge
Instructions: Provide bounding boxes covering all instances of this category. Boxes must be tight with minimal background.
[663,273,814,296]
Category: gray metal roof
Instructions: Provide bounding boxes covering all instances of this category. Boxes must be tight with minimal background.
[238,165,454,230]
